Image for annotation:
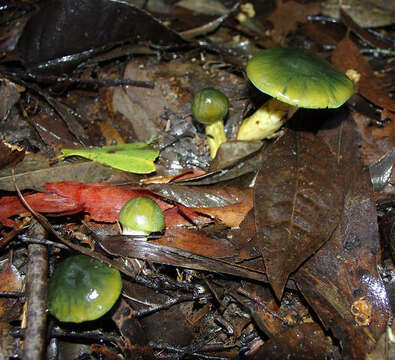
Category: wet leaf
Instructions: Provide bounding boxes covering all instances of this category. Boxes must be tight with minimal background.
[17,0,185,75]
[147,183,251,208]
[369,150,395,191]
[209,141,263,171]
[254,129,344,299]
[112,299,152,359]
[250,323,335,360]
[189,192,253,228]
[155,228,236,260]
[98,235,268,283]
[295,112,391,359]
[60,143,159,174]
[351,111,395,167]
[0,79,23,121]
[321,0,395,28]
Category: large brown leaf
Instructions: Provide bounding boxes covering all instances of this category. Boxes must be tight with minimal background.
[17,0,184,75]
[295,111,391,359]
[254,128,343,299]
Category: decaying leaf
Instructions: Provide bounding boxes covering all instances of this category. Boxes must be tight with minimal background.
[250,323,336,360]
[17,0,184,75]
[0,158,117,192]
[254,128,344,299]
[295,112,390,359]
[189,192,253,228]
[0,142,25,171]
[321,0,395,28]
[60,143,159,174]
[98,235,268,283]
[155,227,237,259]
[331,38,395,113]
[267,0,320,44]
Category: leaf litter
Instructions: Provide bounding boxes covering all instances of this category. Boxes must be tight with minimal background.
[0,0,394,358]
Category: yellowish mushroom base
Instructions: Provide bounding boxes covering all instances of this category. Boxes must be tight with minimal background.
[237,98,298,141]
[121,226,149,238]
[205,119,227,159]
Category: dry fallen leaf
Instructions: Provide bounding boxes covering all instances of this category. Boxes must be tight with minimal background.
[267,0,320,45]
[331,38,395,113]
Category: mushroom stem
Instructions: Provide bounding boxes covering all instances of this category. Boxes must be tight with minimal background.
[237,98,298,141]
[121,228,150,237]
[205,119,227,158]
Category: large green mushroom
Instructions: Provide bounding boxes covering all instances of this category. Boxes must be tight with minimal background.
[237,48,354,141]
[48,255,122,323]
[192,88,229,159]
[118,196,165,236]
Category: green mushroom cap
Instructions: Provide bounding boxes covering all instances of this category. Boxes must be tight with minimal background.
[48,255,122,323]
[119,196,165,234]
[192,88,229,125]
[246,48,354,109]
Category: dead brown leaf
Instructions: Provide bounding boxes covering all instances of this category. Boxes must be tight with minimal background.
[267,0,320,45]
[295,112,391,359]
[254,129,344,299]
[331,38,395,113]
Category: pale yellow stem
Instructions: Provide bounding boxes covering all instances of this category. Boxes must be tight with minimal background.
[205,119,227,158]
[237,98,298,141]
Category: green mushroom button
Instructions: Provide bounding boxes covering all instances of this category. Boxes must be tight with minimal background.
[48,255,122,323]
[118,196,165,236]
[192,88,229,159]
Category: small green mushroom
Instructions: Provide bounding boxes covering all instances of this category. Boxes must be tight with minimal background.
[237,48,354,141]
[118,196,165,236]
[192,88,229,159]
[48,255,122,323]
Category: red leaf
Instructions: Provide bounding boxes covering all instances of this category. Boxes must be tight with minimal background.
[0,181,213,228]
[45,182,173,222]
[0,192,80,227]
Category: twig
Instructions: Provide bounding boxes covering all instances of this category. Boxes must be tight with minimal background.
[150,341,233,360]
[23,222,48,360]
[18,235,69,250]
[134,293,213,318]
[360,48,395,57]
[2,71,155,89]
[0,291,24,298]
[11,326,119,343]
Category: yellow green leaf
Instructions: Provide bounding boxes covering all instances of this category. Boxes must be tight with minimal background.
[60,142,159,174]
